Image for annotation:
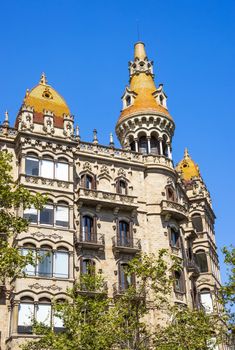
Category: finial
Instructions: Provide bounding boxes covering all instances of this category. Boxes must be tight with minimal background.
[75,125,80,141]
[184,148,189,158]
[3,110,9,127]
[40,72,47,85]
[93,129,98,144]
[109,132,114,147]
[134,41,147,60]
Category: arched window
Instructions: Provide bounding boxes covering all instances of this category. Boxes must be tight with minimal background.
[37,298,52,327]
[18,296,34,333]
[170,227,180,248]
[41,155,54,179]
[82,215,95,242]
[194,250,208,273]
[81,259,95,275]
[55,201,69,227]
[55,157,69,181]
[130,140,136,152]
[192,214,203,233]
[139,136,148,154]
[166,186,176,202]
[174,270,185,293]
[126,95,131,107]
[150,136,159,155]
[159,95,164,105]
[25,153,39,176]
[40,200,54,226]
[116,179,128,195]
[118,220,131,247]
[162,136,168,157]
[119,263,134,292]
[200,288,213,313]
[21,244,36,276]
[38,245,53,277]
[81,174,95,190]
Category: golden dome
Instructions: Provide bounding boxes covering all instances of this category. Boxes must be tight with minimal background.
[23,73,70,117]
[117,42,172,125]
[176,148,200,181]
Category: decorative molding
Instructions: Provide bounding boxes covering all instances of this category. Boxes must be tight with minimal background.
[29,283,62,291]
[30,231,63,240]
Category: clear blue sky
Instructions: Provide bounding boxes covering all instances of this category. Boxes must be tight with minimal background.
[0,0,234,281]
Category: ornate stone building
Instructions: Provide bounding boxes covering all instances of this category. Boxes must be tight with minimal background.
[0,42,222,349]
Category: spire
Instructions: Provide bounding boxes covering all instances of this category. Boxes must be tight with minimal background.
[40,72,47,85]
[184,148,189,159]
[176,149,200,181]
[109,132,114,147]
[134,42,147,60]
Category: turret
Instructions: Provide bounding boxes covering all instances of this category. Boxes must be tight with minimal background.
[116,42,175,158]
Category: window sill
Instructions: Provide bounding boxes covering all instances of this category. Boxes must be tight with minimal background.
[23,275,74,282]
[27,223,72,232]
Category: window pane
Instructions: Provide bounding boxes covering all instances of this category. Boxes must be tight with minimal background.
[55,162,68,181]
[41,159,54,179]
[192,215,203,232]
[54,311,64,330]
[21,248,36,276]
[25,157,39,176]
[38,250,52,277]
[55,206,68,227]
[54,251,69,278]
[40,205,54,225]
[18,303,34,333]
[37,304,51,326]
[23,206,38,223]
[195,252,208,273]
[201,292,213,313]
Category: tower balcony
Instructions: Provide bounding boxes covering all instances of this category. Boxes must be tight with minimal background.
[112,236,141,255]
[186,258,200,275]
[77,188,138,211]
[75,233,105,251]
[160,200,188,221]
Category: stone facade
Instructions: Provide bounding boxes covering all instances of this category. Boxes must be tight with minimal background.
[0,42,223,350]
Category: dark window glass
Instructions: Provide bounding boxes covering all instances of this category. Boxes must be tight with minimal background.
[117,180,127,195]
[170,228,180,248]
[126,96,131,106]
[25,157,39,176]
[195,251,208,273]
[166,187,176,202]
[119,264,134,291]
[150,137,159,155]
[130,141,135,151]
[40,204,54,225]
[118,221,130,247]
[174,271,185,293]
[139,136,148,154]
[82,216,95,242]
[192,214,203,232]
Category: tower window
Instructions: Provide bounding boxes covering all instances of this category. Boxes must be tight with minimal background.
[126,95,131,107]
[116,179,128,195]
[194,250,208,273]
[170,227,180,248]
[139,136,148,154]
[159,95,164,105]
[192,214,203,233]
[174,270,185,293]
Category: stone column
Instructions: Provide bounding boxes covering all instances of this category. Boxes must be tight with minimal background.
[167,143,172,159]
[134,139,138,152]
[12,302,19,334]
[69,251,74,279]
[159,138,163,155]
[147,137,151,154]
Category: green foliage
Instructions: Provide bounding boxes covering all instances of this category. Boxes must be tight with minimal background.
[0,150,45,283]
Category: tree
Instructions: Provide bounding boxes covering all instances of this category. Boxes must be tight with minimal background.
[0,150,45,284]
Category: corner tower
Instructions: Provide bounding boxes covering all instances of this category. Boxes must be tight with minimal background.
[116,42,175,158]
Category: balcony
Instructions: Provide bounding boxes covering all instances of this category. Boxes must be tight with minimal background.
[77,281,108,297]
[113,283,145,300]
[112,236,141,255]
[77,188,138,211]
[186,258,200,275]
[76,233,105,251]
[160,200,188,221]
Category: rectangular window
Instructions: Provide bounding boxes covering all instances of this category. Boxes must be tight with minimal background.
[25,157,39,176]
[23,206,38,223]
[55,162,68,181]
[55,206,69,227]
[18,303,34,333]
[41,159,54,179]
[21,248,36,276]
[40,204,54,225]
[54,311,64,332]
[54,251,69,278]
[37,250,53,277]
[37,304,51,327]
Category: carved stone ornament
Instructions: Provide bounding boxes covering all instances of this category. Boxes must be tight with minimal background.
[100,165,110,176]
[30,231,63,240]
[29,283,62,291]
[83,161,92,172]
[117,168,126,177]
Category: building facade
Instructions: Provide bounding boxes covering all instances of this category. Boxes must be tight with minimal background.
[0,42,222,349]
